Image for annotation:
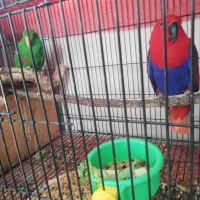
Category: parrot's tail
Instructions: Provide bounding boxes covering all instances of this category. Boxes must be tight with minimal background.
[168,105,190,134]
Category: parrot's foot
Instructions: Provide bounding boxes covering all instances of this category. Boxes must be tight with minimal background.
[157,93,164,107]
[26,66,34,72]
[37,70,43,74]
[26,66,32,70]
[184,90,190,102]
[184,90,190,95]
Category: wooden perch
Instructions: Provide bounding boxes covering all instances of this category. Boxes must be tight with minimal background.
[0,90,200,109]
[63,93,196,108]
[0,64,198,109]
[0,64,68,92]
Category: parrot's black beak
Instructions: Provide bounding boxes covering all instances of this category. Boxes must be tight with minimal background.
[168,20,178,43]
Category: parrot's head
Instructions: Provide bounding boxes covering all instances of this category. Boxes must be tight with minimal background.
[150,15,186,45]
[149,15,190,68]
[22,29,39,49]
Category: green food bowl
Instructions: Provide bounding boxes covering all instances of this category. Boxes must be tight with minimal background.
[87,138,164,200]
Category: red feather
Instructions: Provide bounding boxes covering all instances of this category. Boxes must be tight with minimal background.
[23,57,28,65]
[170,105,190,120]
[169,106,190,134]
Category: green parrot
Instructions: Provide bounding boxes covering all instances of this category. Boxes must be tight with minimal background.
[14,29,45,71]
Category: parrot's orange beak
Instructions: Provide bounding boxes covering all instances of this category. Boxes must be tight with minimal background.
[25,36,31,48]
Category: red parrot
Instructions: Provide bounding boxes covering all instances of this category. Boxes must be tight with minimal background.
[147,15,199,134]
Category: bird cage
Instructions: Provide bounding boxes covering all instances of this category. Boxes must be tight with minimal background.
[0,0,200,199]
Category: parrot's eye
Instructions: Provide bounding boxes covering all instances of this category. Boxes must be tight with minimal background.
[160,22,163,27]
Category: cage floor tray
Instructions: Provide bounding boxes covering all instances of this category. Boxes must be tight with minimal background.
[0,133,199,199]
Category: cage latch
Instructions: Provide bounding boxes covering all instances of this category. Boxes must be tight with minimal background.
[0,111,16,121]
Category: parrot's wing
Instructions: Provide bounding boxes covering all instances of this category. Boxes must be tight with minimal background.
[147,50,157,93]
[186,43,199,92]
[190,43,199,92]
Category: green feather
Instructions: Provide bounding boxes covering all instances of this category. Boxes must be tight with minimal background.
[14,29,45,71]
